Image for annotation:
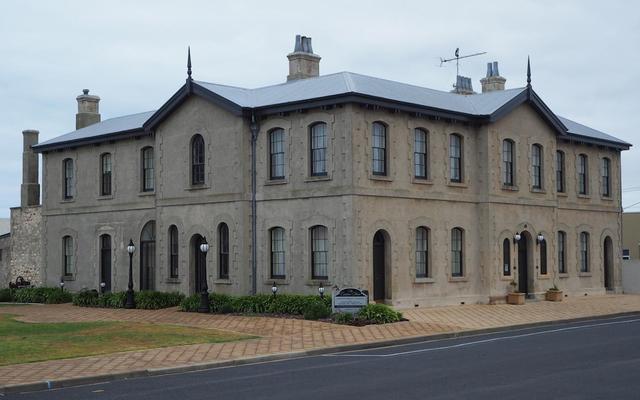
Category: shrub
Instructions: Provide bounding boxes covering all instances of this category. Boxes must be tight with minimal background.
[0,288,14,302]
[99,292,127,308]
[332,312,354,324]
[303,301,331,320]
[74,290,181,309]
[12,287,72,304]
[179,294,200,312]
[135,291,184,310]
[72,290,100,307]
[209,293,233,313]
[357,303,403,324]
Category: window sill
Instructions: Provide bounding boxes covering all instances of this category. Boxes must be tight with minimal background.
[601,196,613,201]
[500,275,513,281]
[558,273,569,279]
[577,194,591,199]
[97,195,114,201]
[537,274,550,279]
[139,191,155,197]
[448,276,468,283]
[369,174,393,182]
[306,279,331,286]
[447,182,467,188]
[501,185,519,192]
[305,175,331,183]
[213,279,233,285]
[578,272,592,277]
[414,277,435,284]
[264,279,289,285]
[185,184,210,191]
[557,192,568,197]
[412,177,432,185]
[530,188,546,194]
[62,275,75,281]
[165,278,181,284]
[265,179,288,186]
[60,198,75,204]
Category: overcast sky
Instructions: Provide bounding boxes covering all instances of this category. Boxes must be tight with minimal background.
[1,0,639,218]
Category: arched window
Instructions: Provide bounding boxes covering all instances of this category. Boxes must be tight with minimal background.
[602,157,611,197]
[578,154,588,195]
[416,227,429,278]
[100,153,112,196]
[580,232,590,272]
[449,134,463,182]
[372,122,387,176]
[270,227,285,279]
[532,144,543,189]
[310,225,328,279]
[269,129,285,180]
[141,147,154,192]
[502,140,514,186]
[218,223,229,279]
[451,228,463,277]
[169,225,179,278]
[100,234,112,291]
[191,135,205,185]
[414,129,428,179]
[310,123,327,176]
[503,238,511,276]
[556,150,565,193]
[558,231,567,274]
[63,235,73,276]
[140,221,156,291]
[540,238,547,274]
[63,158,74,199]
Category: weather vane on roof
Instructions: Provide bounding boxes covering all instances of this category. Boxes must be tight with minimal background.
[440,48,487,77]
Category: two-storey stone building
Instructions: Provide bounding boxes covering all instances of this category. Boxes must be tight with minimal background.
[13,36,630,307]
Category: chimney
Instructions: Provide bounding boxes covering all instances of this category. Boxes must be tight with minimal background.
[287,35,321,81]
[21,130,40,207]
[451,75,475,95]
[480,61,506,93]
[76,89,101,129]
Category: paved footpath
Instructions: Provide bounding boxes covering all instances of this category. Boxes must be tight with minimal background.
[1,294,640,390]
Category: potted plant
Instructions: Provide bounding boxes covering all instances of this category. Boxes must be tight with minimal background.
[545,284,563,302]
[507,280,525,305]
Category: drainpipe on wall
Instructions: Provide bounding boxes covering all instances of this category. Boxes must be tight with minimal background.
[250,113,260,295]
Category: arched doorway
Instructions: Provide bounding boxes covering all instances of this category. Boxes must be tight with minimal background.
[604,236,613,290]
[191,234,206,295]
[140,221,156,291]
[517,231,533,296]
[99,234,112,292]
[373,230,389,301]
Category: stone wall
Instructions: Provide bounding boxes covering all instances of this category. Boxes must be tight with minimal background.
[0,234,10,286]
[8,206,43,285]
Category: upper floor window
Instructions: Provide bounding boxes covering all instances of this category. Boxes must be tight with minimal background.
[449,134,463,183]
[503,238,511,276]
[556,150,565,193]
[100,153,112,196]
[414,129,428,179]
[580,231,590,272]
[142,147,154,192]
[270,227,285,279]
[502,139,514,186]
[372,122,387,176]
[63,158,74,199]
[451,227,464,277]
[532,144,543,189]
[169,225,179,278]
[311,225,328,279]
[578,154,588,195]
[218,223,229,279]
[416,227,429,278]
[602,157,611,197]
[191,135,205,185]
[269,128,285,180]
[63,235,73,276]
[558,231,567,274]
[310,123,327,176]
[539,238,547,274]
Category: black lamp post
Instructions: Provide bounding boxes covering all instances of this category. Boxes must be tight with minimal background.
[318,282,325,299]
[59,277,65,293]
[271,281,278,297]
[100,281,106,294]
[198,237,210,313]
[125,239,136,309]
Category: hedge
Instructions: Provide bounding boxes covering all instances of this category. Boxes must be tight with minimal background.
[0,287,72,304]
[72,290,184,310]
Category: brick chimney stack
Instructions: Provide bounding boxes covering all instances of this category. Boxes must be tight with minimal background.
[287,35,321,81]
[76,89,101,129]
[480,62,506,93]
[21,130,40,207]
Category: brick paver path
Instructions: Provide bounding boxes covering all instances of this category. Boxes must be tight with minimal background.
[1,294,639,387]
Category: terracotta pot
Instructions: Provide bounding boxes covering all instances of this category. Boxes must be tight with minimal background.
[507,292,525,305]
[545,290,563,302]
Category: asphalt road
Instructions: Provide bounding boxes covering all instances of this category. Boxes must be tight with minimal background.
[6,315,640,400]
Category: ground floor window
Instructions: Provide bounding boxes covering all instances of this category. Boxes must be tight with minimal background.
[451,228,463,277]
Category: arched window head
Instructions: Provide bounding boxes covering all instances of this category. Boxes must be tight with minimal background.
[218,223,229,279]
[372,122,387,176]
[270,227,285,279]
[310,123,327,176]
[416,227,429,278]
[191,135,205,185]
[269,129,285,180]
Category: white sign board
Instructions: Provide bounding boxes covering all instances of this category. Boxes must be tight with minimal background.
[332,288,369,314]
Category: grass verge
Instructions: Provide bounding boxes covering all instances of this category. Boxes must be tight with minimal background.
[0,314,253,366]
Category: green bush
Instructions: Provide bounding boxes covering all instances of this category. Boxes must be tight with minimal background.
[179,294,200,312]
[357,303,403,324]
[303,301,331,320]
[11,287,72,304]
[72,290,100,307]
[331,312,354,324]
[74,290,182,309]
[210,293,233,313]
[0,288,14,302]
[135,291,184,310]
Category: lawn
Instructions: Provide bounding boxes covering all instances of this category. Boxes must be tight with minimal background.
[0,314,253,366]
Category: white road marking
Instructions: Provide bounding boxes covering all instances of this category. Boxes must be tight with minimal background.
[326,317,640,358]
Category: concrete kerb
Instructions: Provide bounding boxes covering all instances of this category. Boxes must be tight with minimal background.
[2,310,639,395]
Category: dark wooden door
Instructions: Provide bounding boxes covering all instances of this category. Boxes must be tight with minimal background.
[194,235,206,293]
[518,237,528,295]
[604,237,612,290]
[140,241,155,291]
[100,235,111,292]
[373,232,385,301]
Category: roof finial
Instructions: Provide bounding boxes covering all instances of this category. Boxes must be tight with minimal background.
[187,46,192,80]
[526,56,531,87]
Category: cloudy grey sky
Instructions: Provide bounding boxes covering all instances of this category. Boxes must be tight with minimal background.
[1,0,639,217]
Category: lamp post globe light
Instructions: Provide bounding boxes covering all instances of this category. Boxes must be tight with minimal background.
[100,281,106,294]
[59,277,65,292]
[318,282,325,298]
[125,239,136,309]
[198,237,210,313]
[271,281,278,297]
[537,234,545,245]
[513,232,521,244]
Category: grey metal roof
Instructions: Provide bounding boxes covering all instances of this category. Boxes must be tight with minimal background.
[34,72,630,150]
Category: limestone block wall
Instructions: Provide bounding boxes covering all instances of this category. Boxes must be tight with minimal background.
[8,206,43,286]
[0,234,10,286]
